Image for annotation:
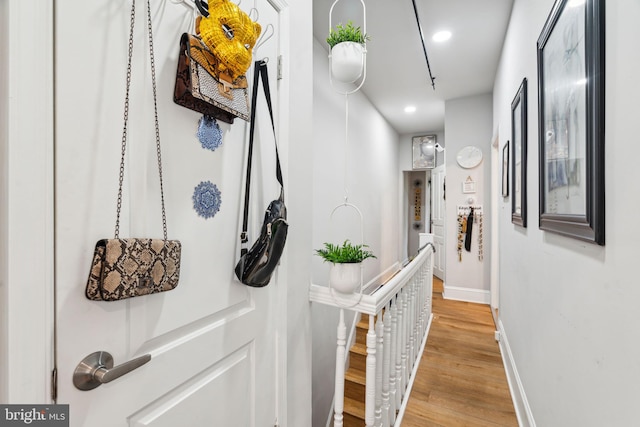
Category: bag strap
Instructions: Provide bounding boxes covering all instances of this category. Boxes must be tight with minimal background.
[195,0,209,17]
[114,0,168,240]
[240,60,284,254]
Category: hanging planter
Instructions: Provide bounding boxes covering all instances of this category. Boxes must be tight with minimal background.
[329,262,361,293]
[315,240,376,294]
[330,42,365,83]
[327,21,369,84]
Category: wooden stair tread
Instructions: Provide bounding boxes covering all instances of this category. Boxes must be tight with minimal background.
[357,311,385,329]
[350,342,367,355]
[343,396,365,419]
[357,319,370,329]
[345,367,366,385]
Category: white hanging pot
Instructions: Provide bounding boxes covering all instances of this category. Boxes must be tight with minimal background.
[330,42,365,84]
[329,262,361,293]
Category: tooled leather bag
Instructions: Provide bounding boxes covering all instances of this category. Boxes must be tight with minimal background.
[85,0,182,301]
[174,32,250,124]
[234,60,288,287]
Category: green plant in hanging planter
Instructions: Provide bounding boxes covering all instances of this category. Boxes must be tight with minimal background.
[326,21,370,49]
[315,240,376,264]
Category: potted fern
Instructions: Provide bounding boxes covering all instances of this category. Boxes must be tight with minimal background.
[315,240,376,293]
[327,21,369,84]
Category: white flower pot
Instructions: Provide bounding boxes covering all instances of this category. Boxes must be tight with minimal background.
[329,262,361,293]
[330,42,365,83]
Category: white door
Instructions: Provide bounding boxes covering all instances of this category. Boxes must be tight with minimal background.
[55,2,286,426]
[431,165,446,279]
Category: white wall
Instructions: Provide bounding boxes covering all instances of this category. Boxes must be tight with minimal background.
[494,0,640,425]
[310,38,401,427]
[444,94,493,302]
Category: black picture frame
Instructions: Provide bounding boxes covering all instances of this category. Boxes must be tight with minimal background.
[537,0,605,245]
[502,141,509,198]
[511,78,527,227]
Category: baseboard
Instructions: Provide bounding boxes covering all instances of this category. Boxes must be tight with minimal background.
[442,284,490,304]
[497,320,536,427]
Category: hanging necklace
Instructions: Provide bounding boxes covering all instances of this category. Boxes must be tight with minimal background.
[457,213,465,261]
[478,212,484,261]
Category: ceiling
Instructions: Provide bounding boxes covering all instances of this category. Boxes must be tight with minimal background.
[312,0,514,135]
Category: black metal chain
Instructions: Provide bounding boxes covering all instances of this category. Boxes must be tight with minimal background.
[114,0,168,240]
[145,0,168,240]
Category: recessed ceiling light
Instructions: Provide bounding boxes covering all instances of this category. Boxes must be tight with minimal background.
[432,30,452,43]
[404,106,416,113]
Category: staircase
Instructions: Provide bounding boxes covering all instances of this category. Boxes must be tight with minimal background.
[309,244,435,427]
[343,314,374,426]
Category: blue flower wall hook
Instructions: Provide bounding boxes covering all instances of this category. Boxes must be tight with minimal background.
[197,115,223,151]
[193,181,222,219]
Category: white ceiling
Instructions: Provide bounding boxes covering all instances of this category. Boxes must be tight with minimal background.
[312,0,514,135]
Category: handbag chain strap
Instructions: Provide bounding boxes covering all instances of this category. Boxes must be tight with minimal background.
[240,60,284,251]
[114,0,168,240]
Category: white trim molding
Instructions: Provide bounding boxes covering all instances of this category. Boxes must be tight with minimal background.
[498,319,536,427]
[0,0,55,403]
[442,284,490,304]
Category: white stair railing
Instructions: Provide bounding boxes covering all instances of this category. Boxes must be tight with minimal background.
[310,243,435,427]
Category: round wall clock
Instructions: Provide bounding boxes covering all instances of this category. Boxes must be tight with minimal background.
[456,145,483,169]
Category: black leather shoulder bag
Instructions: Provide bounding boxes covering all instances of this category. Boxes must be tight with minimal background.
[234,60,288,287]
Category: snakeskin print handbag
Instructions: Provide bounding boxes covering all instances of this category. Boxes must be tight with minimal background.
[85,0,181,301]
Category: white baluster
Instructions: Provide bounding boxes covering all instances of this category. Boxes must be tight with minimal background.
[417,269,425,347]
[413,279,420,365]
[408,280,416,370]
[365,315,377,427]
[375,313,384,426]
[428,262,433,314]
[395,290,405,404]
[388,296,398,420]
[334,309,346,427]
[381,302,392,427]
[427,266,433,317]
[423,265,429,330]
[401,289,409,393]
[412,281,417,367]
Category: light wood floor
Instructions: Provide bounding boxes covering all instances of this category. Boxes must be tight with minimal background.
[400,277,518,426]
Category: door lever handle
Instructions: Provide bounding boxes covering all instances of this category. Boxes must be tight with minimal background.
[73,351,151,391]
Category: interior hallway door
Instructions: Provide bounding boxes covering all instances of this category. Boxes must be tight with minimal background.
[431,164,446,279]
[54,1,286,426]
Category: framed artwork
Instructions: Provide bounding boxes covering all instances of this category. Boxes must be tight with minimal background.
[537,0,605,245]
[412,135,437,169]
[462,177,476,194]
[502,141,509,197]
[511,78,527,227]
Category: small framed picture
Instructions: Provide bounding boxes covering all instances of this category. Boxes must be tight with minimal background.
[511,78,527,227]
[502,141,509,197]
[462,177,476,194]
